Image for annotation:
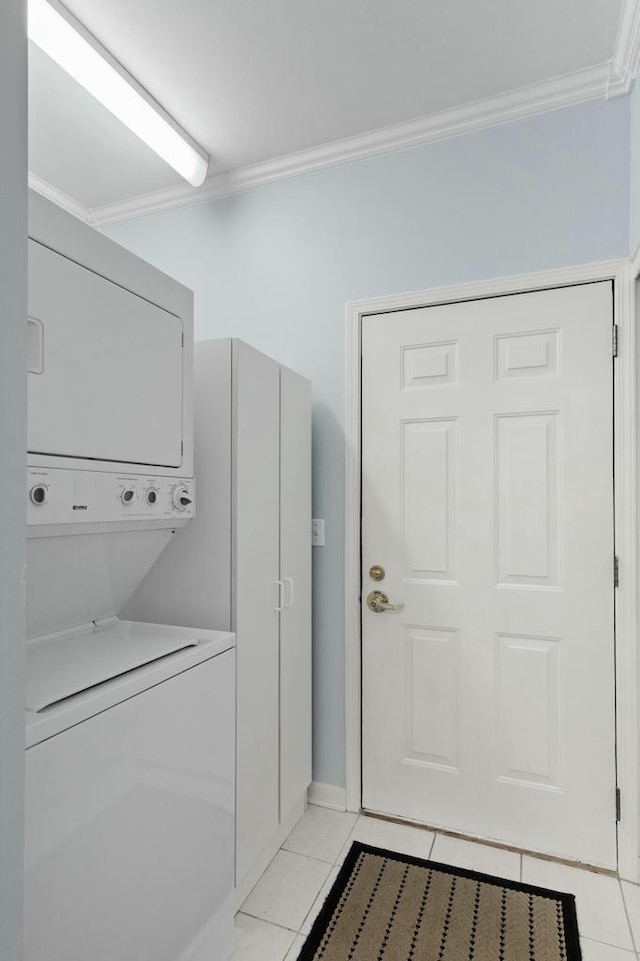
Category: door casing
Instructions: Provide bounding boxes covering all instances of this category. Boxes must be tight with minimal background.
[344,259,639,882]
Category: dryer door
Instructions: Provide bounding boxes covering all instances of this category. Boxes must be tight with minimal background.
[28,240,183,468]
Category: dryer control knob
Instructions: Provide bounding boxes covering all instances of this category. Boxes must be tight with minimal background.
[171,485,193,511]
[121,488,136,505]
[30,484,49,506]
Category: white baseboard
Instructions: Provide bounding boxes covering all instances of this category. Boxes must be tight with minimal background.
[307,781,348,812]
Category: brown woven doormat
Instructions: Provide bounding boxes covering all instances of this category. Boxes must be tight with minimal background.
[298,842,581,961]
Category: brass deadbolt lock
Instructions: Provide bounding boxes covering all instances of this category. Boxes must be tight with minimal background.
[369,564,385,581]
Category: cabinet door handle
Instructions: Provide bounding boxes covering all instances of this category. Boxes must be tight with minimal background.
[284,577,294,608]
[274,580,284,612]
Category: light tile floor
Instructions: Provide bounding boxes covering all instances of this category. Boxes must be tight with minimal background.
[234,804,640,961]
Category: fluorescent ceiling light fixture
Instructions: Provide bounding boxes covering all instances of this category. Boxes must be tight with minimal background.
[28,0,209,187]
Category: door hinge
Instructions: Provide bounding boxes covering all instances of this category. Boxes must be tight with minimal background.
[614,555,619,588]
[612,325,619,358]
[616,787,621,822]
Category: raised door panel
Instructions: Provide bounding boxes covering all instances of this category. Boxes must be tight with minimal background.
[402,418,457,582]
[233,341,281,885]
[402,626,460,771]
[279,366,312,822]
[495,412,559,587]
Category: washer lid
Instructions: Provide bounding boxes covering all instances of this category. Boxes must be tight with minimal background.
[26,621,199,713]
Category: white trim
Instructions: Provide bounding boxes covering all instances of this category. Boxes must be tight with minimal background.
[611,0,640,95]
[92,62,619,227]
[620,246,640,884]
[345,307,362,815]
[345,258,639,881]
[28,172,96,227]
[307,781,347,812]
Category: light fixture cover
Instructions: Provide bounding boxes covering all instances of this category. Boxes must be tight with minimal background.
[28,0,209,187]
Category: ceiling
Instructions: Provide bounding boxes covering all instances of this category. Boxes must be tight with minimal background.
[28,0,632,220]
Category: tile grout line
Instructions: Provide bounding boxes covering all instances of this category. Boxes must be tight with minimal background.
[292,816,364,943]
[619,879,639,955]
[291,820,361,956]
[289,826,358,940]
[296,867,336,937]
[237,909,299,935]
[238,831,304,913]
[239,817,352,953]
[280,844,342,867]
[581,935,636,952]
[429,831,438,859]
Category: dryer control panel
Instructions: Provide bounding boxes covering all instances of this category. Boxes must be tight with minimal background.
[27,468,194,527]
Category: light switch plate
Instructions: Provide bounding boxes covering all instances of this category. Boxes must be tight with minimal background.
[312,518,325,547]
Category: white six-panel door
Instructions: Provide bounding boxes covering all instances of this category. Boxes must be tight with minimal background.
[361,282,617,868]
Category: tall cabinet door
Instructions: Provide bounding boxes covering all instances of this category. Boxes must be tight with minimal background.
[234,342,281,885]
[279,366,312,821]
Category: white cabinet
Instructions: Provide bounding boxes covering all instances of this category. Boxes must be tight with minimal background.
[123,339,312,891]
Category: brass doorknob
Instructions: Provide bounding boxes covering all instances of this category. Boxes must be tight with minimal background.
[366,590,405,614]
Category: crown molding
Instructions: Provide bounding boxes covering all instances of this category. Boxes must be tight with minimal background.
[32,49,636,230]
[611,0,640,95]
[27,5,640,229]
[28,172,96,226]
[90,61,619,227]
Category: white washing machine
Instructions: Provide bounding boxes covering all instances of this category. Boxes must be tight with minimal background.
[24,192,235,961]
[24,622,235,961]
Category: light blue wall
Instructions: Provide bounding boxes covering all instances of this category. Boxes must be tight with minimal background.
[107,96,630,788]
[0,1,26,957]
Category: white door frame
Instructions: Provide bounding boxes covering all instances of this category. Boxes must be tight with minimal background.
[344,259,639,882]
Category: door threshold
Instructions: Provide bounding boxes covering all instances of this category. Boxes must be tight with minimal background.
[361,809,618,878]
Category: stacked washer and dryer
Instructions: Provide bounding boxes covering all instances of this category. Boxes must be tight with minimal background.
[23,192,235,961]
